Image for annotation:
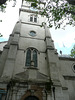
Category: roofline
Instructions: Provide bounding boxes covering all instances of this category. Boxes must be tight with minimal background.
[59,57,75,61]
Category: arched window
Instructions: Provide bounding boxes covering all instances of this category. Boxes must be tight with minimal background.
[25,48,37,67]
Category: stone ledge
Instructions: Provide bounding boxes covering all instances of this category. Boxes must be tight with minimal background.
[10,41,18,45]
[46,46,54,50]
[3,45,9,49]
[0,50,2,54]
[63,75,75,80]
[62,87,68,90]
[59,57,75,61]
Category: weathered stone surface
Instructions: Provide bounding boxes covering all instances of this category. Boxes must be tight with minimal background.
[0,0,75,100]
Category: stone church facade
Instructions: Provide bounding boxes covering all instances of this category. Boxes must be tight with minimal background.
[0,0,75,100]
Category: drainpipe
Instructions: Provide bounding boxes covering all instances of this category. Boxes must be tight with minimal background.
[0,94,2,100]
[5,84,9,100]
[5,80,12,100]
[53,87,55,100]
[44,90,47,100]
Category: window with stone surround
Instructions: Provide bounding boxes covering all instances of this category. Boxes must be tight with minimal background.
[29,31,36,37]
[30,15,37,23]
[34,16,37,22]
[25,48,37,67]
[30,15,33,22]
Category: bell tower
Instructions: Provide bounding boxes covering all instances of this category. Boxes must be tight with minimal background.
[0,0,68,100]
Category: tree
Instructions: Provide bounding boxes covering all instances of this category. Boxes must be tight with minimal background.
[0,0,16,12]
[0,0,8,12]
[25,0,75,29]
[67,0,75,5]
[70,44,75,58]
[0,0,7,5]
[0,0,75,29]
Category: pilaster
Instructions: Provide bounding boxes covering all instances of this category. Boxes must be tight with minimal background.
[1,21,21,79]
[2,44,18,78]
[45,25,55,49]
[45,24,65,100]
[0,45,9,77]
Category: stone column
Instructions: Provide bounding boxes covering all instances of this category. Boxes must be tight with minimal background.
[2,44,18,78]
[0,45,9,77]
[47,92,52,100]
[11,87,17,100]
[1,21,21,78]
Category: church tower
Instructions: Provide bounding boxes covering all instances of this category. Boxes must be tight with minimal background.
[0,0,72,100]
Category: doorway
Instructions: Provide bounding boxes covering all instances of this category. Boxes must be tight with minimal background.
[24,96,39,100]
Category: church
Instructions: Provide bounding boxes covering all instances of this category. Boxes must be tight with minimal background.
[0,0,75,100]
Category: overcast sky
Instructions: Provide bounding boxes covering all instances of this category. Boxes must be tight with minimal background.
[0,0,75,55]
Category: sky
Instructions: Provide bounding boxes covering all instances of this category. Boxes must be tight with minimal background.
[0,0,75,55]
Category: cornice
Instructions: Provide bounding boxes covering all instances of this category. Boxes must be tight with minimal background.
[21,21,42,27]
[19,8,42,15]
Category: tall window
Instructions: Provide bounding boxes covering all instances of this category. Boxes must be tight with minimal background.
[30,16,33,22]
[25,48,37,67]
[34,16,37,22]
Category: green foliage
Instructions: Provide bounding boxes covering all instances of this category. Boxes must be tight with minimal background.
[25,0,38,7]
[25,0,75,29]
[0,0,14,12]
[31,2,37,7]
[0,0,7,5]
[0,4,6,12]
[0,33,3,37]
[70,44,75,58]
[0,0,75,29]
[45,0,75,29]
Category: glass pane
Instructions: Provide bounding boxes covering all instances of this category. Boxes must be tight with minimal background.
[29,31,36,36]
[33,50,37,67]
[26,49,31,66]
[0,94,2,100]
[25,96,39,100]
[73,65,75,70]
[34,17,37,22]
[30,16,33,22]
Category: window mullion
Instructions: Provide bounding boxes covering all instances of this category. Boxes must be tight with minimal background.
[31,50,33,61]
[31,50,34,66]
